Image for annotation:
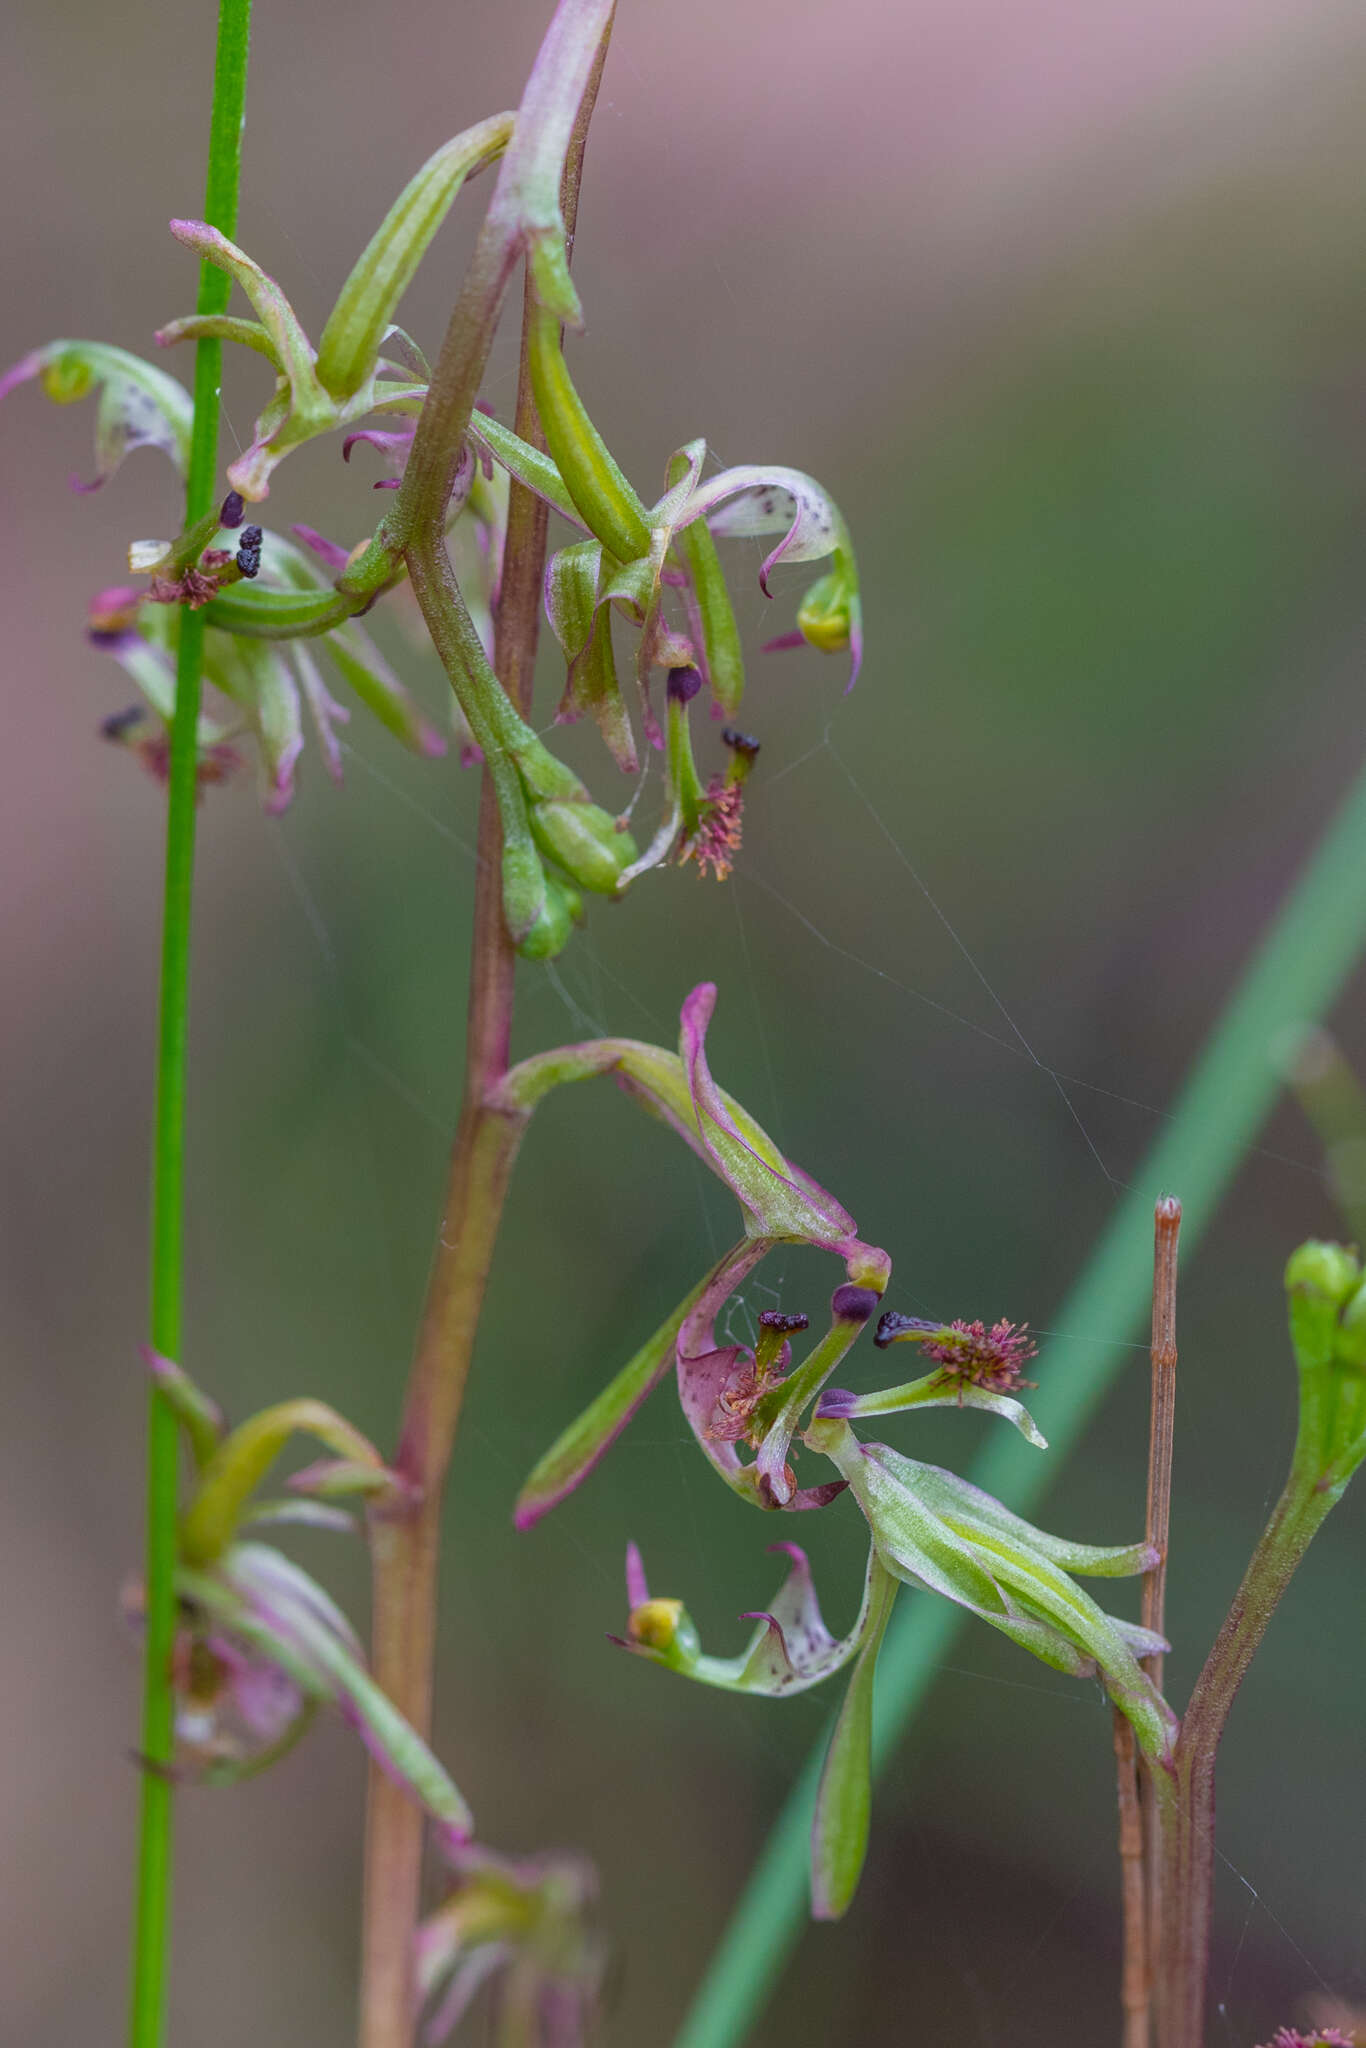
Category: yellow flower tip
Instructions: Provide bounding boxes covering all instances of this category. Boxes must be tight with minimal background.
[41,353,95,404]
[628,1597,686,1650]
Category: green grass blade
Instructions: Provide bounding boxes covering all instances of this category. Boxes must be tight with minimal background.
[673,751,1366,2048]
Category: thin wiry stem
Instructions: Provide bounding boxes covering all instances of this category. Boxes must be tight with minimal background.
[1140,1193,1180,2040]
[1116,1196,1180,2048]
[1113,1710,1149,2048]
[128,7,252,2047]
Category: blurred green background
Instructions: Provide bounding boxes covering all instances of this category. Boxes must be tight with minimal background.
[6,1,1366,2041]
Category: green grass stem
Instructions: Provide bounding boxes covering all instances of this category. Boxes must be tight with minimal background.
[674,752,1366,2048]
[128,7,253,2045]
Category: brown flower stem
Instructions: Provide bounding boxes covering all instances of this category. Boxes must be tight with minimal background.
[1113,1709,1150,2048]
[356,29,610,2048]
[1138,1196,1181,2038]
[1114,1198,1180,2048]
[1153,1465,1331,2048]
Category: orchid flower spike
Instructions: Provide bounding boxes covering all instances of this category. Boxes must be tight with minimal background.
[492,981,890,1526]
[156,114,512,500]
[417,1843,604,2047]
[136,1351,472,1844]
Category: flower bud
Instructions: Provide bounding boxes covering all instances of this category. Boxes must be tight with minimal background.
[514,868,583,962]
[1284,1240,1361,1305]
[1286,1240,1363,1378]
[529,798,636,896]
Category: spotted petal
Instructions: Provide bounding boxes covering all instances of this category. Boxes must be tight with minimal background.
[1,340,192,488]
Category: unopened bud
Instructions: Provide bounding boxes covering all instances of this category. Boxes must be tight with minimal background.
[1285,1241,1360,1305]
[529,798,636,896]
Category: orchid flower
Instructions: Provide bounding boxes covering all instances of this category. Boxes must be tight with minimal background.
[416,1844,604,2048]
[600,1297,1174,1920]
[493,981,890,1526]
[0,339,191,492]
[139,1351,473,1845]
[615,1536,898,1920]
[483,409,862,877]
[90,522,447,809]
[155,114,513,500]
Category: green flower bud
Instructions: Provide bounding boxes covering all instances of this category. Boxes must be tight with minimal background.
[1286,1240,1362,1377]
[529,799,635,895]
[1285,1240,1361,1304]
[515,869,582,962]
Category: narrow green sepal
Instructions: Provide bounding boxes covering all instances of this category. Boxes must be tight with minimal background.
[673,482,745,716]
[810,1557,897,1919]
[526,300,651,564]
[315,113,515,400]
[515,1255,749,1528]
[545,539,638,772]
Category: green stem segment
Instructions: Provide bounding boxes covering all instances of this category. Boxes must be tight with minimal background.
[674,749,1366,2048]
[129,7,252,2047]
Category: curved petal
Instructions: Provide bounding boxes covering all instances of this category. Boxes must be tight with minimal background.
[1,339,192,486]
[680,983,859,1250]
[614,1538,882,1698]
